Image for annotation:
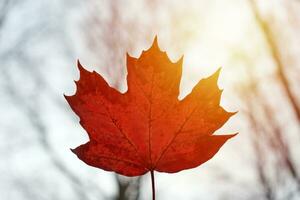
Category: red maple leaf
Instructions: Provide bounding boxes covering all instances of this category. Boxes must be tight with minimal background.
[65,37,237,178]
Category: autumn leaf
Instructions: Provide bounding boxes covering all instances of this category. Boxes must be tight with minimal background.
[65,37,237,178]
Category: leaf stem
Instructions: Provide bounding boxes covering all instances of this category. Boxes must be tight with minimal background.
[150,170,155,200]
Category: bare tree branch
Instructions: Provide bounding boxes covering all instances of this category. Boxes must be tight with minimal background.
[248,0,300,123]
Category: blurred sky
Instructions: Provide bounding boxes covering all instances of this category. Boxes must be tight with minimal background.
[1,0,300,200]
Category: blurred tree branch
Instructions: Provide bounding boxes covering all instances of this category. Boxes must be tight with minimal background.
[0,0,11,30]
[244,96,274,200]
[248,0,300,124]
[236,49,300,199]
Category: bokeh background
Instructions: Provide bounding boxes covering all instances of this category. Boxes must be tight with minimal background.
[1,0,300,199]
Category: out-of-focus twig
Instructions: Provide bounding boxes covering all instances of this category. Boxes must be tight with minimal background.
[236,59,300,199]
[248,0,300,123]
[239,87,274,200]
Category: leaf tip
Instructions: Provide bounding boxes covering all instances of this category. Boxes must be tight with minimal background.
[176,55,184,65]
[226,132,239,140]
[77,59,82,69]
[77,59,88,75]
[214,67,222,78]
[70,147,79,156]
[150,35,160,51]
[126,52,136,65]
[229,110,239,117]
[229,132,238,137]
[63,93,75,104]
[63,93,69,99]
[153,35,158,44]
[205,67,222,86]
